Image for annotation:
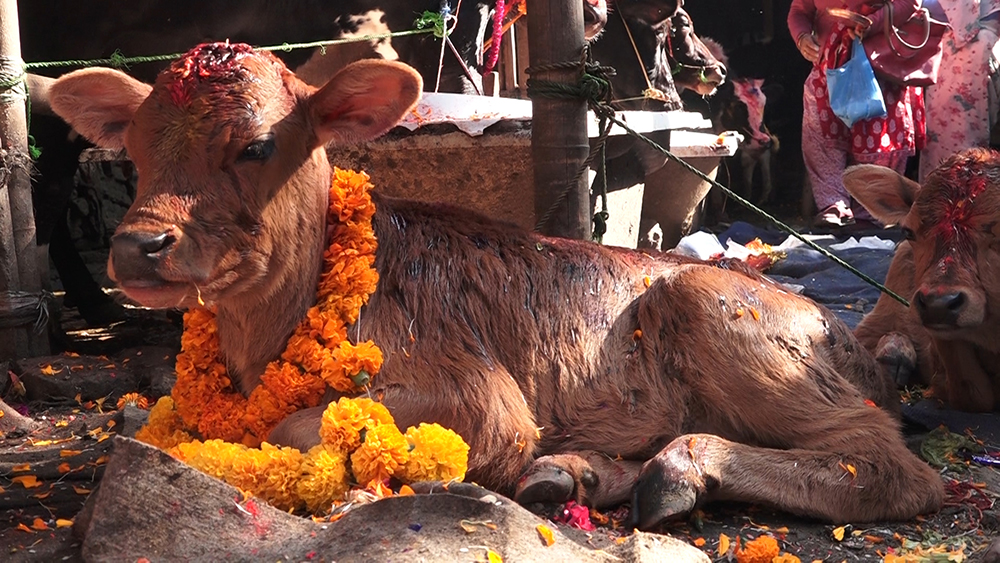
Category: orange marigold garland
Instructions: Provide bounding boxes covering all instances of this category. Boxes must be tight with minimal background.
[136,169,470,515]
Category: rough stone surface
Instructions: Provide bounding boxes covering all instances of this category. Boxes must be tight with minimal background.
[614,531,711,563]
[79,437,708,562]
[19,354,138,402]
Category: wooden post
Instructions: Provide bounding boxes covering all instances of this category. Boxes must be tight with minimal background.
[0,0,46,359]
[527,0,591,239]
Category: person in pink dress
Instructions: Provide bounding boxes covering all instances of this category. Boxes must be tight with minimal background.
[789,0,925,228]
[919,0,1000,182]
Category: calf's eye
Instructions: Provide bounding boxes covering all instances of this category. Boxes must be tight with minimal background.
[238,137,276,162]
[900,227,916,241]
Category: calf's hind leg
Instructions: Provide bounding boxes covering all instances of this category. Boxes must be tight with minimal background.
[631,270,944,528]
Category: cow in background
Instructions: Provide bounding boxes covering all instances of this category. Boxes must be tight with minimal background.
[844,149,1000,412]
[591,1,728,237]
[21,0,608,327]
[682,39,781,222]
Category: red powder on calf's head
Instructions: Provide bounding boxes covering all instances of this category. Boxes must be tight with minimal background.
[924,149,998,242]
[164,42,260,107]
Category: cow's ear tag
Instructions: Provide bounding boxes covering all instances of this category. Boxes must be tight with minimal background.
[49,68,152,149]
[309,60,422,147]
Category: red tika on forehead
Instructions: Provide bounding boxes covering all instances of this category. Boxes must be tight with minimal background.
[165,42,258,106]
[931,152,992,242]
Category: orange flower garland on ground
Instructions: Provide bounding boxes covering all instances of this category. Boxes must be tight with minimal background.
[135,169,470,516]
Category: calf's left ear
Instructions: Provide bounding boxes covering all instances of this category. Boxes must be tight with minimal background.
[309,60,422,147]
[843,164,920,226]
[49,68,153,149]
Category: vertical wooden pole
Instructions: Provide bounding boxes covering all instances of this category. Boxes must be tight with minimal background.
[527,0,591,239]
[0,0,46,359]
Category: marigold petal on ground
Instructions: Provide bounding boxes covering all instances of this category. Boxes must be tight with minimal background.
[735,535,780,563]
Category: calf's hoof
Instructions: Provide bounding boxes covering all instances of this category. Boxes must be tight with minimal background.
[266,406,324,451]
[630,436,711,530]
[875,333,917,386]
[514,454,598,507]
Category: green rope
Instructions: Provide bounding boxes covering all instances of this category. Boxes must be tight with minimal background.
[414,11,450,38]
[591,116,610,244]
[0,61,41,159]
[526,49,910,307]
[24,28,437,71]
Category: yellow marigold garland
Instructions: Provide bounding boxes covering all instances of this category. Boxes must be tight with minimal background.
[400,422,471,483]
[162,397,468,514]
[136,169,470,515]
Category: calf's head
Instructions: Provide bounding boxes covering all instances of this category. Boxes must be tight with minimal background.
[49,43,421,310]
[726,78,775,151]
[844,149,1000,337]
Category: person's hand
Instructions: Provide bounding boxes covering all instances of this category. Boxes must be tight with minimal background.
[796,33,820,63]
[845,21,871,41]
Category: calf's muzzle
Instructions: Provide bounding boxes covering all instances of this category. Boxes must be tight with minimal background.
[914,288,967,329]
[110,229,178,283]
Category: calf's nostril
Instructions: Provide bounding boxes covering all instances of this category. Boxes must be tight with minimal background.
[138,232,176,255]
[943,292,965,312]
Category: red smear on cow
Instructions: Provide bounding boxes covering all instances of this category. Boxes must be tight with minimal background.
[927,151,992,244]
[166,42,256,106]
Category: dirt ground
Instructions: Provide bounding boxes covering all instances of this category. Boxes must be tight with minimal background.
[1,297,998,562]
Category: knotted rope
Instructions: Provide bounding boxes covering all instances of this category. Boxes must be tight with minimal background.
[527,45,616,239]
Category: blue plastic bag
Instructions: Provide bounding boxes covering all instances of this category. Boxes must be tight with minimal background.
[825,38,887,127]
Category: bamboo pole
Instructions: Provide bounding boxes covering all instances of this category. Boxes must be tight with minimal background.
[0,0,46,359]
[527,0,590,239]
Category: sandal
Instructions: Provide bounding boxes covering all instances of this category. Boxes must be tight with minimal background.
[814,203,855,228]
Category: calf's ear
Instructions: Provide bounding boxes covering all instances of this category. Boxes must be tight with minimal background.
[49,68,152,149]
[843,164,920,226]
[309,59,422,147]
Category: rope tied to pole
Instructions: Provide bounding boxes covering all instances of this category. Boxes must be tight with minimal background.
[0,56,26,104]
[526,45,617,235]
[0,56,40,160]
[0,291,54,333]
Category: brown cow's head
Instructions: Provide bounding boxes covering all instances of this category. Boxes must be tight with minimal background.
[610,1,726,100]
[844,149,1000,342]
[584,0,610,40]
[49,43,421,311]
[664,9,726,95]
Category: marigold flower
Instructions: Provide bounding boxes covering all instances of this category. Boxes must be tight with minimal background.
[399,423,470,483]
[736,535,780,563]
[297,444,350,513]
[135,397,192,449]
[350,423,409,485]
[319,397,395,452]
[169,439,247,480]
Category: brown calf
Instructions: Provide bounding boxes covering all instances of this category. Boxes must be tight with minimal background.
[49,43,941,529]
[844,149,1000,411]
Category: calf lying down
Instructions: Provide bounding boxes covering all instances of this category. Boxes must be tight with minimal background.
[49,43,942,528]
[845,151,1000,411]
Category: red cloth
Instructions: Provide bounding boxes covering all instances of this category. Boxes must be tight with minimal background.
[811,22,926,161]
[787,0,919,48]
